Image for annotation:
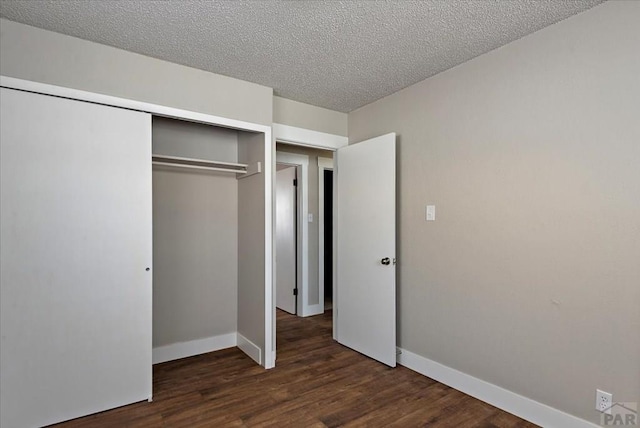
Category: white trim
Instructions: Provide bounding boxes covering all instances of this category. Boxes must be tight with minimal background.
[397,348,599,428]
[0,76,270,132]
[2,76,275,370]
[332,151,340,340]
[266,131,277,369]
[152,333,237,364]
[263,128,275,369]
[273,123,348,150]
[305,304,323,316]
[275,152,312,317]
[318,157,334,315]
[1,76,271,134]
[237,333,262,365]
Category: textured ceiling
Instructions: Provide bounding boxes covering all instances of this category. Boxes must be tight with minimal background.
[0,0,603,112]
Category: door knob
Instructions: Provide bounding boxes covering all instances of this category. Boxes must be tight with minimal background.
[381,257,391,265]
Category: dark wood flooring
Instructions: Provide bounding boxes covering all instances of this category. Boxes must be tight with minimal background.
[54,310,537,427]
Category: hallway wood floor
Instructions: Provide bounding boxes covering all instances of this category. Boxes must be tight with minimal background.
[54,310,537,427]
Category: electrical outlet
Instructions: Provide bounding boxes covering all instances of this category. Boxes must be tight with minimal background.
[596,389,613,414]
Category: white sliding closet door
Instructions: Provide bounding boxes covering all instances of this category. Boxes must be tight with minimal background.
[0,88,153,427]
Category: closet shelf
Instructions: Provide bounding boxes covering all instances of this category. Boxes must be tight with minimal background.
[152,154,261,178]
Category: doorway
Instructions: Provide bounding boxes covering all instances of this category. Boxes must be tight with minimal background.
[274,145,334,365]
[323,170,333,309]
[275,164,298,314]
[275,146,334,319]
[318,157,334,312]
[271,126,397,370]
[274,151,308,318]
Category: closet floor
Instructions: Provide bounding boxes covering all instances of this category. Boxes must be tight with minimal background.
[53,310,537,427]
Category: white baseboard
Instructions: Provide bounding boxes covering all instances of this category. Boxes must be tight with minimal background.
[397,348,599,428]
[237,333,262,365]
[303,304,324,317]
[153,333,237,364]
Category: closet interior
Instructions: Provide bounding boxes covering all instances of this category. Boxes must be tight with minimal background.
[151,116,266,365]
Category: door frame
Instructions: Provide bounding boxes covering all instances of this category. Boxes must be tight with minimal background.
[318,157,334,315]
[275,129,346,319]
[275,152,309,316]
[1,76,275,370]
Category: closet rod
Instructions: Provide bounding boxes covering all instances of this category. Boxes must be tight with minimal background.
[152,154,248,174]
[151,161,248,174]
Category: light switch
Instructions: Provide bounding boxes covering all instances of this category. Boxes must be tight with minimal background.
[426,205,435,221]
[308,213,314,223]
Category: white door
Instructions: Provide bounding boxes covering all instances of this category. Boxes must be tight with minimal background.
[335,133,396,367]
[0,88,153,427]
[275,166,297,314]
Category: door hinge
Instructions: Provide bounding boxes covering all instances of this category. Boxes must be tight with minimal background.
[293,179,297,186]
[293,288,298,296]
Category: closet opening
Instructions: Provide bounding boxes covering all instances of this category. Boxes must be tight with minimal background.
[151,115,270,369]
[0,79,274,427]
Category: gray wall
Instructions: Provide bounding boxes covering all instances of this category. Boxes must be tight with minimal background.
[237,132,267,355]
[152,118,238,347]
[348,1,640,424]
[0,19,273,126]
[273,96,348,136]
[152,117,239,163]
[276,144,334,307]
